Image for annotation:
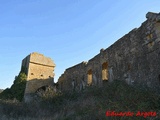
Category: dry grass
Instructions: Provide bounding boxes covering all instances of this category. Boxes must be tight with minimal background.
[0,80,160,120]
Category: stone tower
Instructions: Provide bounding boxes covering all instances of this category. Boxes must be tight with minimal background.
[21,52,55,102]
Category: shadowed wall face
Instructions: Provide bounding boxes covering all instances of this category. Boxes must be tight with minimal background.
[22,52,55,95]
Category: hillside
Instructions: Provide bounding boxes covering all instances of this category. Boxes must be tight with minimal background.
[0,80,159,120]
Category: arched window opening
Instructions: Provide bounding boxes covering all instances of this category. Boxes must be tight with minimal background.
[102,62,108,80]
[87,69,92,85]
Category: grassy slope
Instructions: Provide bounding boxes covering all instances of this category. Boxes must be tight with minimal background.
[0,80,159,120]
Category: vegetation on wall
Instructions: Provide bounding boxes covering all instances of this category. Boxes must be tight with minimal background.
[0,72,27,101]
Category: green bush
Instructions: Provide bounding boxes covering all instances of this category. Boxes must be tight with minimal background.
[0,72,27,101]
[0,88,13,99]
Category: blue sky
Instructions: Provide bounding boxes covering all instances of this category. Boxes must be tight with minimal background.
[0,0,159,89]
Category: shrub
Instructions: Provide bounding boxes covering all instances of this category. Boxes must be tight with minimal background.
[0,72,27,101]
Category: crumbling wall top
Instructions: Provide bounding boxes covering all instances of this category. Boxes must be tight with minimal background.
[66,61,87,71]
[29,52,55,67]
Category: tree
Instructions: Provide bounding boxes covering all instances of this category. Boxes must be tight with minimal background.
[0,72,27,101]
[11,72,27,101]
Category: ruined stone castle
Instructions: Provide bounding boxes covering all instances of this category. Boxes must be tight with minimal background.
[22,12,160,100]
[21,52,55,101]
[58,12,160,91]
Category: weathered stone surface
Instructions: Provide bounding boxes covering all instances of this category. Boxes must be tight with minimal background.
[58,12,160,92]
[22,52,55,102]
[146,12,160,22]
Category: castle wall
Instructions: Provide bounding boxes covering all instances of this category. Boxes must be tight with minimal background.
[25,62,54,94]
[58,62,87,91]
[58,12,160,92]
[21,52,55,101]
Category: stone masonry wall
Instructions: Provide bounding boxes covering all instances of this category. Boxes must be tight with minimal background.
[58,12,160,92]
